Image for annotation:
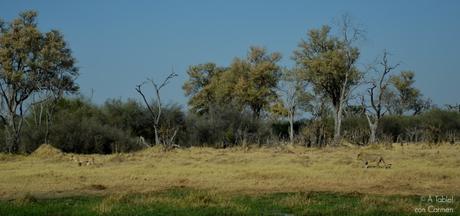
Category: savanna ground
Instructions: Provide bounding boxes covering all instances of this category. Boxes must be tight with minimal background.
[0,143,459,215]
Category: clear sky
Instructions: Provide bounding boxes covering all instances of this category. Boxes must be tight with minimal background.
[1,0,459,107]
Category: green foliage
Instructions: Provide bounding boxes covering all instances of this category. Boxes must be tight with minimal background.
[300,117,334,147]
[99,99,186,146]
[184,46,281,118]
[8,97,191,154]
[375,109,460,143]
[0,189,439,216]
[0,11,78,152]
[293,25,361,108]
[233,46,282,118]
[0,11,458,152]
[379,115,418,142]
[185,103,271,147]
[45,98,139,154]
[101,99,147,133]
[388,71,430,115]
[342,117,370,145]
[274,67,313,117]
[293,23,363,144]
[271,120,305,140]
[183,63,226,114]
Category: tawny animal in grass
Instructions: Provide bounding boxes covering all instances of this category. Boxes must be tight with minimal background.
[70,155,95,166]
[357,152,391,169]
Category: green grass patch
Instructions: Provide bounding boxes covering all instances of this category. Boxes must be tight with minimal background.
[0,189,458,215]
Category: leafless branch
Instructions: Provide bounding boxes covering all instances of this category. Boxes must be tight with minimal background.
[135,70,178,147]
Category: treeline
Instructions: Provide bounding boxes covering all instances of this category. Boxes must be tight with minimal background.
[0,96,458,154]
[1,11,459,154]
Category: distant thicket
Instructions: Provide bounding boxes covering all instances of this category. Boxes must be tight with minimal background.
[0,97,458,154]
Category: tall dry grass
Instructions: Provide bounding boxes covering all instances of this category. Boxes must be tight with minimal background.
[0,143,459,200]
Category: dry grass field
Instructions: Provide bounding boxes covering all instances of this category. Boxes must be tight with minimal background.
[1,143,459,201]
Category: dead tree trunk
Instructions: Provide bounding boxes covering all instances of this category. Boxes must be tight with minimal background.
[363,50,399,144]
[135,71,178,148]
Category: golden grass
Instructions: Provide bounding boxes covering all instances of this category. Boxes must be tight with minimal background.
[0,143,459,200]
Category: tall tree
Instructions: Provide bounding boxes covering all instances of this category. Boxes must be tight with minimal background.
[362,50,399,144]
[0,11,78,152]
[294,17,363,145]
[389,71,430,115]
[182,63,225,115]
[183,46,281,119]
[273,67,312,144]
[233,46,281,119]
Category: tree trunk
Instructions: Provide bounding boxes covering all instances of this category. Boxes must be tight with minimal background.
[333,105,343,146]
[6,114,21,153]
[369,122,377,144]
[44,110,50,144]
[365,112,379,145]
[288,112,294,145]
[154,125,160,146]
[6,127,20,153]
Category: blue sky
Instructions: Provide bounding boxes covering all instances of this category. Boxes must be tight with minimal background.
[1,0,459,107]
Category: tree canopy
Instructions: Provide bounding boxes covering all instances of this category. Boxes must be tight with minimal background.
[0,11,78,152]
[293,24,362,144]
[183,46,281,119]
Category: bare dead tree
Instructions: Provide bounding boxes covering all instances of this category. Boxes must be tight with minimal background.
[135,71,178,147]
[160,127,179,150]
[362,50,400,144]
[137,136,149,147]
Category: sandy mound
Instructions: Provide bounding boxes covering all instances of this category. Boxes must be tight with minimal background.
[31,144,64,158]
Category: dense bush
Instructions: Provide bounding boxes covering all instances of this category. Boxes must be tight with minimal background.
[379,109,460,143]
[23,98,141,154]
[1,96,459,154]
[299,109,460,146]
[300,118,334,147]
[271,120,304,141]
[342,117,370,145]
[185,103,272,148]
[100,99,187,147]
